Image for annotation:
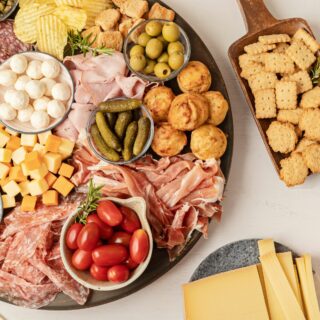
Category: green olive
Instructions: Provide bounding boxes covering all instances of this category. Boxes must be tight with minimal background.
[168,52,184,70]
[157,35,168,48]
[130,45,145,57]
[167,41,184,55]
[158,52,169,63]
[144,59,156,75]
[154,62,171,79]
[145,21,163,37]
[130,55,147,72]
[145,38,163,60]
[162,22,180,42]
[138,32,152,47]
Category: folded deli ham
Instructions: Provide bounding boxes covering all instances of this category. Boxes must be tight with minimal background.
[55,53,147,141]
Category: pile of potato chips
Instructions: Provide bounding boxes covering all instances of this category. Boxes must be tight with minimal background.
[14,0,113,60]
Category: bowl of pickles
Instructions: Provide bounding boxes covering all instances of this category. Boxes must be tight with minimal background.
[0,0,18,21]
[124,19,191,82]
[87,98,154,165]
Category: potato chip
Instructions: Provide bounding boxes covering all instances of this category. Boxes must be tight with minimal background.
[53,5,87,31]
[37,15,68,60]
[83,0,113,28]
[14,3,56,43]
[19,0,35,7]
[55,0,84,7]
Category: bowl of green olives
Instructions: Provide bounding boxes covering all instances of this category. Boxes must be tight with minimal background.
[124,19,191,82]
[0,0,18,21]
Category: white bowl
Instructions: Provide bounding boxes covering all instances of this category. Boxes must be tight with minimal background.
[60,197,153,291]
[0,51,74,134]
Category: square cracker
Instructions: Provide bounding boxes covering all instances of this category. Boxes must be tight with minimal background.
[259,34,291,45]
[293,28,319,53]
[282,70,313,94]
[254,88,277,119]
[300,86,320,109]
[277,108,302,125]
[276,81,297,110]
[273,43,290,54]
[265,53,295,73]
[286,40,316,70]
[248,72,277,92]
[240,62,264,80]
[244,42,276,55]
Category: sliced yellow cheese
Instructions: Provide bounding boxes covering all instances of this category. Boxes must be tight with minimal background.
[2,194,16,209]
[258,239,276,255]
[294,265,304,312]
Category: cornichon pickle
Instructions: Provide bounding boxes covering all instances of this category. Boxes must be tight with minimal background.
[122,121,138,161]
[91,124,120,162]
[115,111,133,140]
[105,112,117,129]
[133,117,151,156]
[99,99,142,113]
[95,111,122,152]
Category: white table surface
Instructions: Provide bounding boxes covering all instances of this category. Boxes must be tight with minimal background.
[2,0,320,319]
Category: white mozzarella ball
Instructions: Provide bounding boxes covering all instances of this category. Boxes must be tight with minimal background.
[0,70,17,86]
[31,110,50,129]
[51,83,71,101]
[4,89,29,110]
[17,105,34,122]
[33,96,50,111]
[15,75,31,91]
[10,55,28,74]
[47,100,65,119]
[40,78,56,96]
[41,60,60,79]
[26,60,43,80]
[25,80,45,99]
[0,103,17,120]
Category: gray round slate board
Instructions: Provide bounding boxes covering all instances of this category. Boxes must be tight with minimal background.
[191,239,295,282]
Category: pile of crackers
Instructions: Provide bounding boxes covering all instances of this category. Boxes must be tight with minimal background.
[239,29,320,187]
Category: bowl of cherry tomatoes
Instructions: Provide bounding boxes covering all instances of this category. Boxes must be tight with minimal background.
[60,196,153,291]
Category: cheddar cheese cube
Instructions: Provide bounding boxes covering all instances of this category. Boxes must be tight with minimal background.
[0,163,10,180]
[2,180,21,196]
[21,162,29,177]
[58,138,75,159]
[45,135,61,153]
[0,178,9,187]
[12,147,27,165]
[21,195,37,211]
[43,152,62,174]
[58,163,74,178]
[38,130,51,145]
[33,143,46,156]
[2,194,16,209]
[0,148,12,163]
[19,181,30,196]
[0,130,10,147]
[45,172,57,187]
[29,163,49,180]
[6,136,21,151]
[5,127,18,136]
[24,151,41,171]
[53,176,74,197]
[21,134,37,147]
[28,178,49,196]
[42,190,58,206]
[9,166,27,182]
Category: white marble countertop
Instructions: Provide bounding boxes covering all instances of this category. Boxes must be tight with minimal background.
[1,0,320,319]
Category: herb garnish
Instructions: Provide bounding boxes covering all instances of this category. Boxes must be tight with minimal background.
[310,56,320,85]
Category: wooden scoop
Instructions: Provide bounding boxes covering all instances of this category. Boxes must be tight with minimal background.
[228,0,315,174]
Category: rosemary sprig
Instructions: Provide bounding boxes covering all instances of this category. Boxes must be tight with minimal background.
[310,56,320,85]
[67,30,114,57]
[75,179,103,224]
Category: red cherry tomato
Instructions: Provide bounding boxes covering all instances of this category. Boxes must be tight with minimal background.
[130,229,149,264]
[66,223,83,250]
[77,223,100,251]
[72,249,93,270]
[97,200,123,227]
[92,244,128,267]
[109,231,131,247]
[90,264,109,281]
[87,214,113,240]
[107,265,129,283]
[125,257,139,270]
[120,206,141,233]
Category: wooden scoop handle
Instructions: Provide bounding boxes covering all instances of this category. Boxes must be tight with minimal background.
[237,0,278,34]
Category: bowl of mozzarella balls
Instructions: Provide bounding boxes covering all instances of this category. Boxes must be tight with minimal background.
[0,52,74,133]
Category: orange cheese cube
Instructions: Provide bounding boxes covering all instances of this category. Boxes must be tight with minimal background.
[6,136,21,151]
[0,178,9,188]
[58,138,75,159]
[29,163,48,180]
[2,194,16,209]
[0,163,10,180]
[42,190,58,206]
[53,176,74,197]
[38,130,51,145]
[9,166,27,182]
[43,152,62,174]
[24,151,41,171]
[0,148,12,163]
[32,143,46,156]
[45,172,57,188]
[0,130,10,148]
[45,135,62,153]
[28,178,49,196]
[21,195,37,211]
[19,181,30,196]
[58,163,74,178]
